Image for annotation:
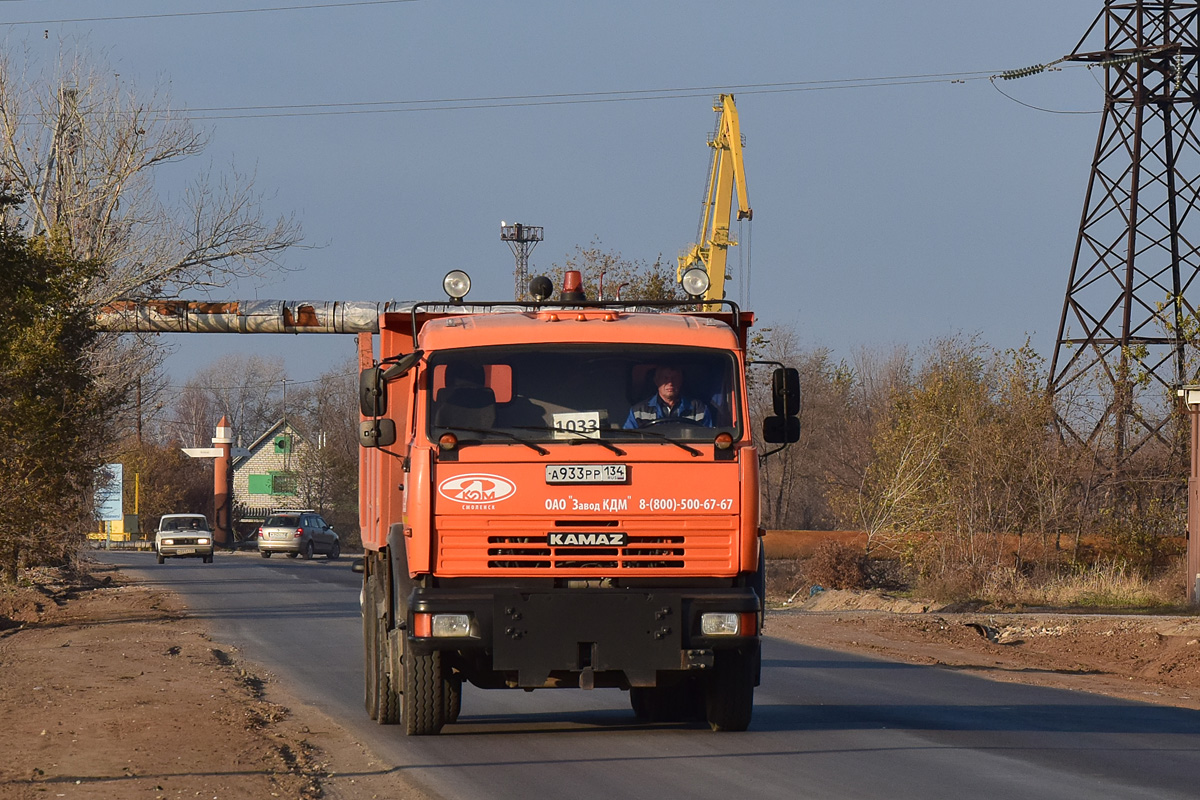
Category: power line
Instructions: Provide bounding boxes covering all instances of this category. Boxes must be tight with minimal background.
[0,70,1018,126]
[161,369,357,393]
[0,0,416,25]
[174,71,1013,121]
[167,63,1106,121]
[185,71,1005,112]
[988,75,1100,115]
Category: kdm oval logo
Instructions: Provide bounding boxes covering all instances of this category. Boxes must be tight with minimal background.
[438,474,517,505]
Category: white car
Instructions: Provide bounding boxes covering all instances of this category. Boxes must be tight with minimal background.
[155,514,215,564]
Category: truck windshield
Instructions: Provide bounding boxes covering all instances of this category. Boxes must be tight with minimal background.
[425,344,741,442]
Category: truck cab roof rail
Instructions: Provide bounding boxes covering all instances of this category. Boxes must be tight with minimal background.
[404,299,742,348]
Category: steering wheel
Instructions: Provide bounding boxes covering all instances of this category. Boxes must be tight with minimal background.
[644,417,705,427]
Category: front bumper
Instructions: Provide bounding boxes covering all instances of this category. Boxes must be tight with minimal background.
[157,540,214,558]
[406,587,761,687]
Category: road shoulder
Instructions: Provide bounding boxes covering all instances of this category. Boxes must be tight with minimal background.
[0,561,430,800]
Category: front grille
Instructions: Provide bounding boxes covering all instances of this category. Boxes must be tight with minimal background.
[486,533,685,569]
[437,516,737,575]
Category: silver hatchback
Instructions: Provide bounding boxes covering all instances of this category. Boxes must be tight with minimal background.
[257,510,340,560]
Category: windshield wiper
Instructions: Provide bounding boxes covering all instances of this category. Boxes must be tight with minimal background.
[619,427,704,456]
[512,425,626,456]
[437,426,549,455]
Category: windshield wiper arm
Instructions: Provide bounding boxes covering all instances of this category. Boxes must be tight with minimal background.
[569,436,626,456]
[619,427,703,456]
[438,426,549,455]
[512,425,626,456]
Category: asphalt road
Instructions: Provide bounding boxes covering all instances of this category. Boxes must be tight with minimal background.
[94,549,1200,800]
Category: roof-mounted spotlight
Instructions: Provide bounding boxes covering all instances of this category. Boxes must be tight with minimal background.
[443,270,472,303]
[680,267,710,299]
[529,275,553,302]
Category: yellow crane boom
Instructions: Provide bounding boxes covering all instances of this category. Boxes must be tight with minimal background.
[678,94,752,304]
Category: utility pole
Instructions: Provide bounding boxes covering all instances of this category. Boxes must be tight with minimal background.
[1049,2,1200,459]
[501,222,543,299]
[1178,386,1200,605]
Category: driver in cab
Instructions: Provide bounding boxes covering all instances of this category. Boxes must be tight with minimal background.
[624,365,713,428]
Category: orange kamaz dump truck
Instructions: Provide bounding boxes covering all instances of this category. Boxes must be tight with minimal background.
[355,269,799,734]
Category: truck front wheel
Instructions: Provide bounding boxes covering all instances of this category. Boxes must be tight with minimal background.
[444,673,462,724]
[402,650,446,735]
[704,648,757,732]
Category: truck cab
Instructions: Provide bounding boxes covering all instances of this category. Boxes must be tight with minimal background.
[358,272,798,734]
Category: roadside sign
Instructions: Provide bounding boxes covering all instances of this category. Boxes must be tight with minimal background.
[182,447,225,458]
[94,464,123,522]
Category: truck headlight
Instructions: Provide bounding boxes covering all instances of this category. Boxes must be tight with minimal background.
[415,612,472,638]
[701,612,742,636]
[162,538,174,546]
[196,537,211,545]
[431,614,472,637]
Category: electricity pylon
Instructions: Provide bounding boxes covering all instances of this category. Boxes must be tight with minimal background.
[1049,1,1200,460]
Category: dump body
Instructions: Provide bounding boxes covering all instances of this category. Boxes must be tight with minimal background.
[358,304,766,733]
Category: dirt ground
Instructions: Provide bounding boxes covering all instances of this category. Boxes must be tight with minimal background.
[772,588,1200,711]
[0,560,429,800]
[3,559,1200,800]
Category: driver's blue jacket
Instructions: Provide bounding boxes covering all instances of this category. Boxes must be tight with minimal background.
[623,394,713,429]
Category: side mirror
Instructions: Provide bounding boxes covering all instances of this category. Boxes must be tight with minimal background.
[772,367,800,417]
[359,418,397,448]
[382,349,423,381]
[359,367,387,417]
[763,415,801,444]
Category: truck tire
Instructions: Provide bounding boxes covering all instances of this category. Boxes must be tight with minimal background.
[363,576,380,720]
[444,674,462,724]
[376,610,400,724]
[705,648,756,732]
[363,572,400,723]
[402,649,446,735]
[261,551,271,558]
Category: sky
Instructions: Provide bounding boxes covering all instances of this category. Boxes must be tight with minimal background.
[4,0,1110,393]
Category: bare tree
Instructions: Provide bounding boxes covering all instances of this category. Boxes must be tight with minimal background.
[540,241,684,302]
[170,381,216,449]
[0,44,301,307]
[295,361,360,543]
[166,354,293,447]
